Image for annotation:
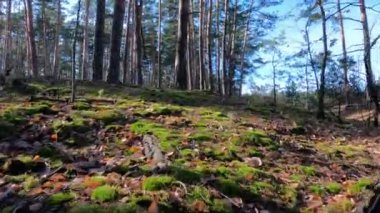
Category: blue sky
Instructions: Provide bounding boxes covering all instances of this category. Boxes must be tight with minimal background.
[243,0,380,93]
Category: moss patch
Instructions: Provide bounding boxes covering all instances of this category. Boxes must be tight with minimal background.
[325,182,342,194]
[142,176,174,191]
[91,185,118,202]
[49,192,76,205]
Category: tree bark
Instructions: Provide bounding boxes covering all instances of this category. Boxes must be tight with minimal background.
[41,0,50,76]
[221,0,229,96]
[228,0,237,96]
[134,0,143,85]
[359,0,379,126]
[93,0,106,81]
[157,0,162,88]
[123,0,132,84]
[53,0,61,79]
[4,0,12,75]
[199,0,205,90]
[239,0,254,96]
[337,0,349,105]
[24,0,38,77]
[317,0,328,119]
[174,0,190,89]
[206,0,213,92]
[108,0,126,84]
[71,0,82,102]
[216,0,221,94]
[81,0,90,81]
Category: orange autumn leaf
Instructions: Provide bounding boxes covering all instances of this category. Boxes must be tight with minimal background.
[49,174,66,182]
[193,200,207,212]
[51,133,58,142]
[148,201,160,213]
[33,155,40,161]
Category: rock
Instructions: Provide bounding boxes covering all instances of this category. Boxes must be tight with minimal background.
[244,157,263,167]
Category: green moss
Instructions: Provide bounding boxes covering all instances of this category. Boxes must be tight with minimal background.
[324,198,353,213]
[237,130,275,147]
[189,186,211,203]
[309,184,324,195]
[290,175,303,182]
[348,178,372,195]
[189,132,214,142]
[23,176,39,191]
[250,181,275,195]
[0,108,28,125]
[91,185,118,202]
[215,166,231,177]
[142,176,174,191]
[325,182,342,194]
[72,101,91,110]
[301,166,317,176]
[24,104,52,115]
[234,162,263,179]
[80,109,123,124]
[130,120,181,151]
[49,192,76,205]
[280,186,298,207]
[143,105,183,116]
[215,178,241,197]
[170,166,201,183]
[52,115,91,136]
[210,199,233,213]
[4,174,27,183]
[180,149,193,158]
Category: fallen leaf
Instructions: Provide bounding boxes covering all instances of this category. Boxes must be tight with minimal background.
[148,201,160,213]
[193,200,206,212]
[51,133,58,142]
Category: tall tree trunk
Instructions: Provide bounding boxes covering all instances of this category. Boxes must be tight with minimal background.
[41,0,50,76]
[305,19,319,90]
[4,0,12,75]
[123,0,132,84]
[81,0,90,81]
[337,0,349,105]
[206,0,213,92]
[71,0,82,102]
[134,0,143,85]
[157,0,162,88]
[317,0,327,119]
[53,0,61,79]
[187,23,192,90]
[189,0,196,89]
[216,0,221,94]
[227,0,237,96]
[174,0,189,89]
[239,0,254,96]
[359,0,379,126]
[272,53,277,107]
[199,0,205,90]
[24,0,38,77]
[221,0,229,95]
[108,0,126,84]
[93,0,106,81]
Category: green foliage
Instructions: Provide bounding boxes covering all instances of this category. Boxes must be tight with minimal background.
[215,178,242,197]
[324,199,353,213]
[49,192,76,205]
[130,120,181,151]
[309,184,324,195]
[170,165,202,183]
[250,182,275,195]
[80,109,123,124]
[325,182,342,194]
[348,178,372,195]
[189,186,211,203]
[189,131,214,142]
[142,176,174,191]
[301,166,317,176]
[91,185,118,202]
[23,176,39,191]
[210,199,233,213]
[72,101,91,110]
[237,129,275,147]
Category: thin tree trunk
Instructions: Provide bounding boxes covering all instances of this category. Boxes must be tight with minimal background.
[108,0,126,84]
[174,0,189,89]
[4,0,12,75]
[41,0,50,76]
[272,53,277,107]
[53,0,61,79]
[71,0,82,102]
[221,0,229,96]
[305,19,319,90]
[216,0,221,94]
[123,0,132,84]
[228,0,237,96]
[24,0,38,77]
[189,0,196,89]
[134,0,143,85]
[81,0,90,81]
[187,23,192,90]
[337,0,349,105]
[317,0,327,119]
[157,0,162,88]
[206,0,213,92]
[359,0,379,126]
[239,0,254,97]
[199,0,205,90]
[93,0,106,81]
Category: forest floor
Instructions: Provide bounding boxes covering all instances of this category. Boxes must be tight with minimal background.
[0,81,379,213]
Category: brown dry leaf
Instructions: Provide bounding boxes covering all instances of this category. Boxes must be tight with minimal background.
[148,201,160,213]
[33,155,40,161]
[49,174,66,182]
[193,200,207,212]
[50,133,58,142]
[106,172,122,184]
[27,187,44,196]
[52,182,64,193]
